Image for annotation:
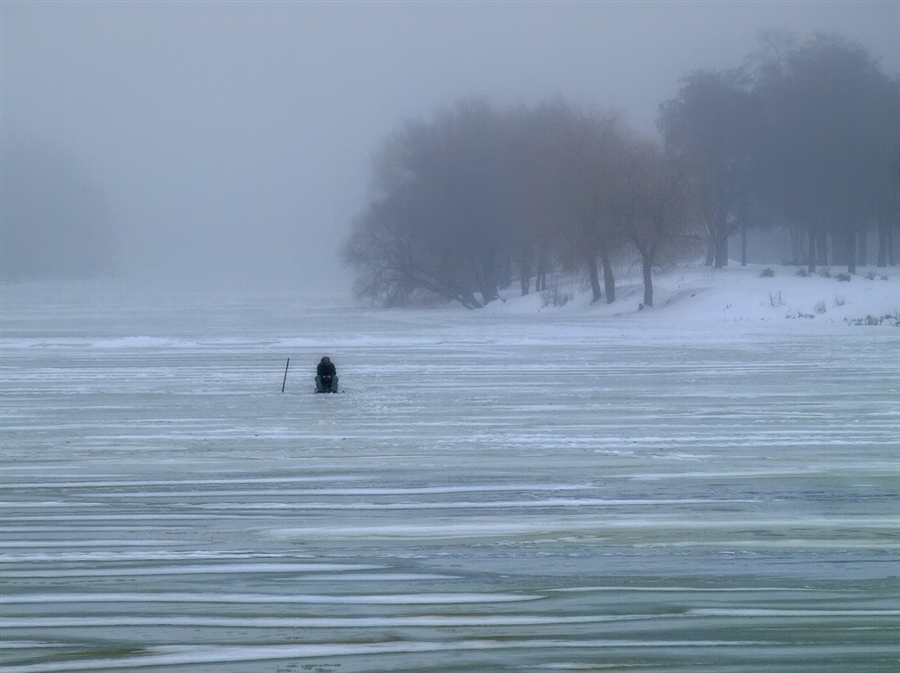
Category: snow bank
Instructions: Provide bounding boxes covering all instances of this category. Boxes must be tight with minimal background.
[484,263,900,328]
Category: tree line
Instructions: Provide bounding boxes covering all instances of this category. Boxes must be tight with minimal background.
[345,32,899,308]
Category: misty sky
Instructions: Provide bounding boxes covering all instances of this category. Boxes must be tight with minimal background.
[2,2,898,291]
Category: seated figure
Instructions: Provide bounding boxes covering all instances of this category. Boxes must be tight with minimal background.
[315,356,338,393]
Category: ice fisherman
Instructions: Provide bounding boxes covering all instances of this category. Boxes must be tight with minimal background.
[315,356,338,393]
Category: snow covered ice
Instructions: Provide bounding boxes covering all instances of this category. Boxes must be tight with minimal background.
[1,267,899,672]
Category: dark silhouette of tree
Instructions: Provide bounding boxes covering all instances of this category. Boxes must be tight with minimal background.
[877,85,900,268]
[344,100,515,308]
[751,33,897,273]
[343,184,486,308]
[658,69,756,268]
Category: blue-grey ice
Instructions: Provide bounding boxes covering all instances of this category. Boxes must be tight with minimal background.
[1,279,898,672]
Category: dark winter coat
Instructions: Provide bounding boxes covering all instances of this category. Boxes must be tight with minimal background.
[317,360,336,378]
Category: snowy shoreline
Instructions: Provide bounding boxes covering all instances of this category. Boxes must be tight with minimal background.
[480,262,900,327]
[3,262,898,330]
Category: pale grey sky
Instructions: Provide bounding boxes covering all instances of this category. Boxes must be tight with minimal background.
[3,2,897,291]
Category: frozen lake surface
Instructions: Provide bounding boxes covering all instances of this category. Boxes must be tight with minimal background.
[2,285,898,672]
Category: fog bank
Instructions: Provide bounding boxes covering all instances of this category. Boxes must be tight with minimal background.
[2,2,896,291]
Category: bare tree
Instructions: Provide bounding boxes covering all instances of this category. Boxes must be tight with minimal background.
[554,108,629,303]
[343,185,486,308]
[344,99,515,308]
[503,102,570,296]
[619,139,703,307]
[346,99,705,309]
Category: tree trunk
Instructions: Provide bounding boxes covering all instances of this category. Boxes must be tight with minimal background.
[642,257,653,307]
[460,292,483,309]
[858,227,867,267]
[473,254,499,304]
[704,234,715,266]
[890,226,896,266]
[480,284,498,304]
[816,228,828,266]
[846,225,857,275]
[714,217,728,268]
[790,225,804,264]
[519,255,531,296]
[415,270,483,309]
[600,246,615,304]
[808,227,816,274]
[536,254,547,291]
[498,254,512,290]
[587,253,602,303]
[877,221,888,267]
[741,222,748,267]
